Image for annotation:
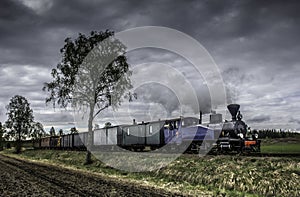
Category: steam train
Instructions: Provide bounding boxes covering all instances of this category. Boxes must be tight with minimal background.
[33,104,260,154]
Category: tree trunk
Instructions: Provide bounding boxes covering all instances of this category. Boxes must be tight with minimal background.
[0,137,3,151]
[16,129,21,154]
[85,104,94,165]
[16,141,21,154]
[85,150,92,165]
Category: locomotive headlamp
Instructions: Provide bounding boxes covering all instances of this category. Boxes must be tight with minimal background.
[238,133,244,139]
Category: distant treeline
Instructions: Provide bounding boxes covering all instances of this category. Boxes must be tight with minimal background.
[253,129,300,139]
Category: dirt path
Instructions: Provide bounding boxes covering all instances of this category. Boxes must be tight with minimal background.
[0,154,182,197]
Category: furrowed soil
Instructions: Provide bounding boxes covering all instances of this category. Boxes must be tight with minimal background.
[0,154,180,197]
[1,150,300,197]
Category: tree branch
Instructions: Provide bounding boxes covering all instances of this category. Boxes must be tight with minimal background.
[93,104,109,119]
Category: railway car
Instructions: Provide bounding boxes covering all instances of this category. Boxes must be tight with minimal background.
[33,140,40,149]
[180,123,216,152]
[73,132,88,150]
[119,123,147,151]
[40,136,60,149]
[93,126,120,150]
[61,134,73,149]
[51,136,60,149]
[40,137,50,148]
[145,120,165,150]
[162,117,215,153]
[117,120,166,151]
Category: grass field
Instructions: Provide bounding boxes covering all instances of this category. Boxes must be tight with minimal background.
[260,137,300,153]
[1,149,299,197]
[261,143,300,153]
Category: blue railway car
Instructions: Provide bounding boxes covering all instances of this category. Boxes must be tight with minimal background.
[162,117,215,152]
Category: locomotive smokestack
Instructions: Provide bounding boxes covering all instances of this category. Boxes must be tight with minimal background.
[227,104,240,121]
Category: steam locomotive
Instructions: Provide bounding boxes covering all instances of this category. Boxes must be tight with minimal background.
[33,104,260,154]
[216,104,261,153]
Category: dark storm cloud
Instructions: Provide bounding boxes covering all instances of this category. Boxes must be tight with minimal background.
[35,113,74,124]
[1,0,300,67]
[0,0,56,66]
[0,0,299,129]
[247,114,271,123]
[289,118,300,125]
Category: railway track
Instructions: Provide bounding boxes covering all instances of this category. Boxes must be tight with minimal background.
[26,147,300,158]
[3,148,300,164]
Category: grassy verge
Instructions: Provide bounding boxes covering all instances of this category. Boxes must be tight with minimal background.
[1,149,299,197]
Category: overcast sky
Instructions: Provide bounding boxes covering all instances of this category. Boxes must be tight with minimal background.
[0,0,300,132]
